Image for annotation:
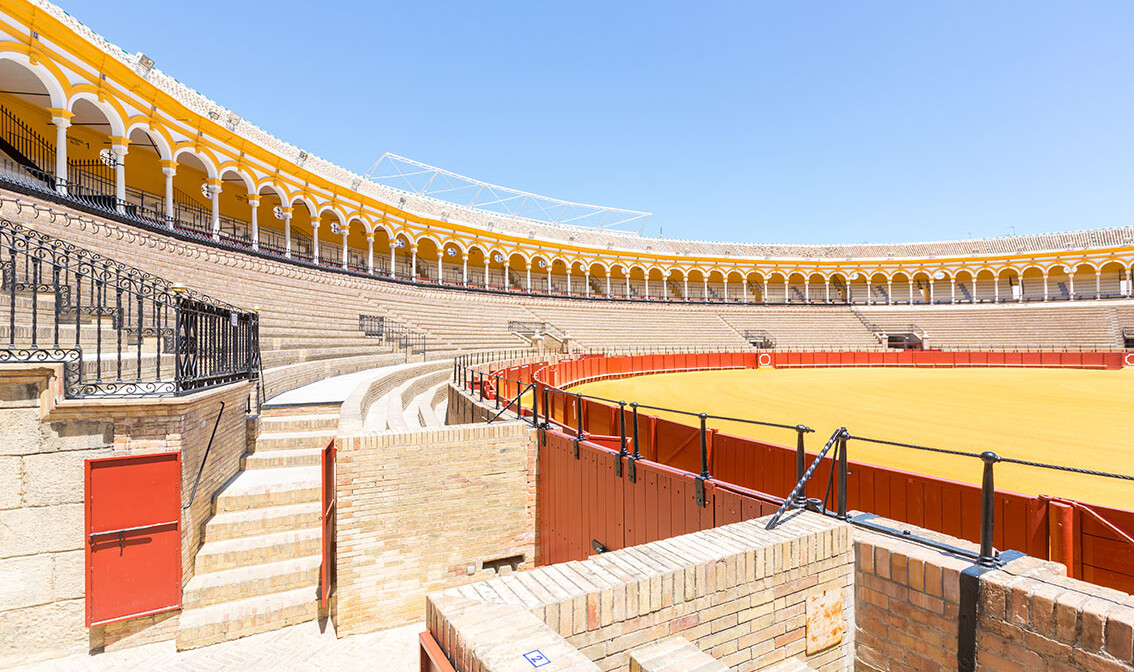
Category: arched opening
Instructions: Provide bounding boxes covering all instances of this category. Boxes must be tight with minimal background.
[648,268,667,301]
[806,273,826,304]
[765,273,787,304]
[510,253,531,292]
[1099,261,1126,298]
[910,272,931,305]
[549,259,569,295]
[686,269,706,302]
[530,256,550,294]
[415,237,441,283]
[217,169,254,246]
[747,272,765,303]
[390,233,413,279]
[952,271,974,303]
[253,185,287,255]
[867,273,889,305]
[123,127,169,224]
[170,152,215,238]
[996,268,1021,302]
[726,271,745,302]
[1046,265,1070,301]
[1072,264,1096,300]
[466,246,487,288]
[828,273,848,303]
[1020,267,1045,302]
[439,242,464,285]
[972,270,995,302]
[65,97,120,209]
[664,269,684,301]
[627,266,647,299]
[0,58,65,192]
[586,262,607,297]
[707,270,726,302]
[890,272,911,305]
[608,264,629,299]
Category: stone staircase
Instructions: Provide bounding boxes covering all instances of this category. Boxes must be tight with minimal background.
[177,406,338,649]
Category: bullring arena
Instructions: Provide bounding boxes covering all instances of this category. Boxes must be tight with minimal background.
[0,2,1131,672]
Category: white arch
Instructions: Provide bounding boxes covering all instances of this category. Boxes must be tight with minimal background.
[172,147,218,179]
[218,166,256,194]
[67,92,126,138]
[0,52,67,109]
[125,123,172,161]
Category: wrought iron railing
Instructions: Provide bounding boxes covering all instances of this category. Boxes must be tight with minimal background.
[0,218,258,397]
[359,313,429,357]
[743,329,776,349]
[358,314,384,338]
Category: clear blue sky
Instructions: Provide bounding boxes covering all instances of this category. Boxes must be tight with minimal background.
[58,1,1134,244]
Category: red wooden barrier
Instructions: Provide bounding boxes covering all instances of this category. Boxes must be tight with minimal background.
[521,350,1133,592]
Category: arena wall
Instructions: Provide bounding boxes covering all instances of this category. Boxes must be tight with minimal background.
[332,422,538,635]
[0,363,251,666]
[425,511,856,672]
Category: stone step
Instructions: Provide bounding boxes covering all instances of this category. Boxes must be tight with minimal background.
[193,527,321,574]
[176,586,319,650]
[254,430,336,452]
[260,412,339,433]
[203,502,321,542]
[241,448,323,470]
[212,467,320,514]
[183,554,321,609]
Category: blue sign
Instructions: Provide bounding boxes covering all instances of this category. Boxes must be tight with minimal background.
[523,650,550,668]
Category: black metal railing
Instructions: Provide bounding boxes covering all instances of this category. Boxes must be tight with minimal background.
[358,314,385,338]
[0,218,258,397]
[766,428,1134,567]
[743,329,776,349]
[359,313,429,357]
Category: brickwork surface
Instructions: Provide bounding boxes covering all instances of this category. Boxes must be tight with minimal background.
[427,511,855,672]
[333,422,538,635]
[0,365,251,667]
[854,519,1134,672]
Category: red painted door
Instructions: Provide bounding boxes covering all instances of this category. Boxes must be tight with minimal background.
[85,452,181,626]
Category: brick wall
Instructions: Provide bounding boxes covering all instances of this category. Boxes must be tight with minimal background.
[854,518,1134,672]
[426,512,855,672]
[0,364,251,665]
[333,422,538,635]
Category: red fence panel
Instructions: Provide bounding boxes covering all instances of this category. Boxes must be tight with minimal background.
[85,452,181,626]
[653,417,704,475]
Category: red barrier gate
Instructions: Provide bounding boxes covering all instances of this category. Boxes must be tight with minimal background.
[85,452,181,626]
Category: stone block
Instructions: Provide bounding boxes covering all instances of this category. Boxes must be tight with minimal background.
[0,599,88,669]
[0,554,54,611]
[0,503,84,559]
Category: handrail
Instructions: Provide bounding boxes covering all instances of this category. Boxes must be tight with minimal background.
[765,428,847,530]
[487,382,535,424]
[182,401,225,510]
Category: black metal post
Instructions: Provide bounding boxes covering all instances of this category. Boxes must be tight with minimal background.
[495,374,501,409]
[628,402,640,482]
[978,451,999,566]
[616,401,627,477]
[478,371,484,401]
[794,425,808,504]
[837,431,848,520]
[575,393,584,439]
[531,382,539,427]
[695,413,710,507]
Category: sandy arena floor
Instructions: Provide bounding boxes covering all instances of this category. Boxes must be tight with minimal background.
[573,367,1134,509]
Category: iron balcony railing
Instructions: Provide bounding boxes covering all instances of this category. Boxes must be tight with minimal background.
[0,218,259,398]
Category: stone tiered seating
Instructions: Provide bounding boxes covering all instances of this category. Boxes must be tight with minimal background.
[720,308,882,350]
[857,302,1122,349]
[524,303,751,351]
